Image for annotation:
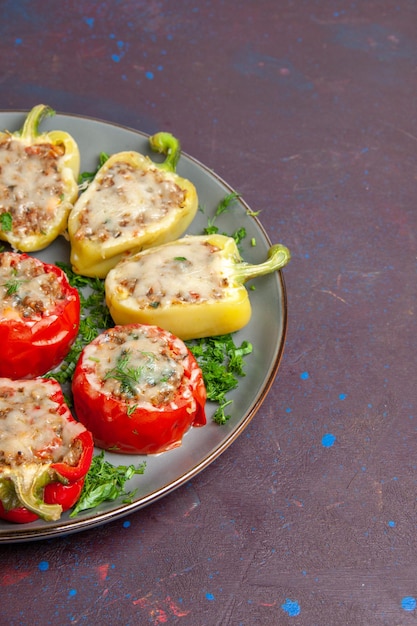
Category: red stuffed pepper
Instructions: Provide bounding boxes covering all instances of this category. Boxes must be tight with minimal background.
[0,251,80,379]
[0,377,94,523]
[72,324,207,455]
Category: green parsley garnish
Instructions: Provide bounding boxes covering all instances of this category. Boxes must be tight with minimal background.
[70,451,146,517]
[104,349,144,398]
[187,334,253,424]
[4,279,21,296]
[204,192,240,235]
[78,151,110,189]
[0,212,12,232]
[46,263,113,387]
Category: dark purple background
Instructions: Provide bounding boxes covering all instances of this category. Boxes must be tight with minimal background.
[1,1,417,624]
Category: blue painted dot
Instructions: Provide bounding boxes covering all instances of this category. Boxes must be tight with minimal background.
[145,71,154,80]
[112,54,121,62]
[84,17,94,28]
[401,596,416,611]
[206,592,215,601]
[322,433,336,448]
[38,561,49,572]
[388,520,396,527]
[68,589,77,597]
[123,520,131,528]
[339,393,346,400]
[285,407,292,413]
[15,38,22,45]
[281,598,301,616]
[300,371,309,380]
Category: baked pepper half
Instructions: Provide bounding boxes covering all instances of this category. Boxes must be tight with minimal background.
[0,377,94,523]
[0,104,80,252]
[0,251,80,379]
[68,132,198,278]
[105,233,291,340]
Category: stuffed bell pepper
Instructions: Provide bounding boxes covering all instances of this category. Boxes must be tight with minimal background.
[0,104,80,251]
[68,132,198,278]
[105,234,291,340]
[72,323,206,454]
[0,377,94,523]
[0,251,80,379]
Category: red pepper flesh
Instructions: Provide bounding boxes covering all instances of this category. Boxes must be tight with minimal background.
[0,252,80,379]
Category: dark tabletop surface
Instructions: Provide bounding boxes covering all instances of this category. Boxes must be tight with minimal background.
[1,1,417,624]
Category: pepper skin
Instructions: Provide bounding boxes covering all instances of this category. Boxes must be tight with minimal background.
[72,324,206,454]
[0,251,80,379]
[0,104,80,252]
[68,132,198,278]
[0,378,94,523]
[105,234,291,340]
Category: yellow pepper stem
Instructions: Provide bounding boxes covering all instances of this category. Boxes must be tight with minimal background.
[149,131,181,173]
[234,243,291,284]
[2,463,62,521]
[18,104,55,142]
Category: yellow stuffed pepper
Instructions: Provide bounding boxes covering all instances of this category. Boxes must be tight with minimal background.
[105,233,291,340]
[68,132,198,278]
[0,104,80,252]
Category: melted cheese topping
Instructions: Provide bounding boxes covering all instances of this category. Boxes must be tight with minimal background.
[0,378,85,467]
[73,161,186,243]
[109,238,230,307]
[0,252,65,320]
[0,138,65,237]
[83,326,187,406]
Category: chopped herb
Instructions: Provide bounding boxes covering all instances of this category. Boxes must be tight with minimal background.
[187,334,253,424]
[232,226,247,246]
[104,349,144,398]
[78,151,110,189]
[46,263,113,387]
[174,256,188,262]
[251,237,257,247]
[204,192,240,235]
[0,212,12,232]
[4,279,22,296]
[70,451,146,517]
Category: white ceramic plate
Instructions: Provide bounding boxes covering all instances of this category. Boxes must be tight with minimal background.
[0,111,288,543]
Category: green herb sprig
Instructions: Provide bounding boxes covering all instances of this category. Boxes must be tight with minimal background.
[78,151,109,189]
[70,451,146,517]
[0,212,12,232]
[104,349,144,398]
[46,263,113,387]
[187,334,253,424]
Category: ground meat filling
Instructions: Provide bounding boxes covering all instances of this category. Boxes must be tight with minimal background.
[85,326,187,407]
[74,161,186,243]
[0,253,65,320]
[0,381,82,467]
[0,137,65,238]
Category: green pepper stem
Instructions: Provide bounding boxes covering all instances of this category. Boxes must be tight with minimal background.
[19,104,55,141]
[149,132,181,173]
[8,463,62,522]
[234,243,291,284]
